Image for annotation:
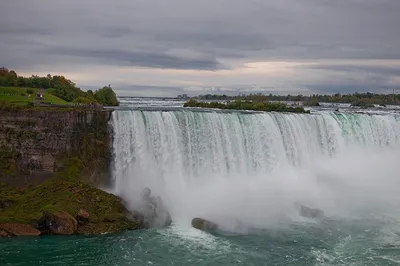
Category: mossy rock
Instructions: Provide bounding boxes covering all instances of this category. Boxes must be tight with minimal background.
[0,178,139,235]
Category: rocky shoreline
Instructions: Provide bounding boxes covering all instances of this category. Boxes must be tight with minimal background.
[0,178,171,237]
[0,178,173,237]
[0,179,143,237]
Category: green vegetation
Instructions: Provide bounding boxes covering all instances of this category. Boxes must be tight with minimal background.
[73,96,98,104]
[303,98,321,107]
[0,67,119,106]
[184,99,310,113]
[94,87,118,106]
[0,86,69,105]
[0,156,137,233]
[350,99,375,108]
[196,92,400,106]
[0,106,134,235]
[0,178,139,233]
[0,146,18,178]
[0,101,90,112]
[56,157,85,181]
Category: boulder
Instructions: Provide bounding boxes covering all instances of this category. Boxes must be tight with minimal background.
[0,230,9,237]
[133,188,172,228]
[0,223,41,236]
[40,211,78,235]
[191,217,219,232]
[297,204,324,219]
[76,209,89,223]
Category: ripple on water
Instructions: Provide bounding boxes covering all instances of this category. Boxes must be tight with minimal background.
[2,218,400,265]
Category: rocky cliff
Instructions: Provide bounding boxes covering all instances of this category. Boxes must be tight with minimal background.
[0,107,113,187]
[0,106,173,236]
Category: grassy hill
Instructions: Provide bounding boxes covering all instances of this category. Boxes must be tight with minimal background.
[0,87,68,105]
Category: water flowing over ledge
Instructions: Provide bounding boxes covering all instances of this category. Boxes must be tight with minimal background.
[110,110,400,219]
[111,110,399,184]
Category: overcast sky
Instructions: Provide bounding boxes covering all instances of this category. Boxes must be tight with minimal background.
[1,0,400,96]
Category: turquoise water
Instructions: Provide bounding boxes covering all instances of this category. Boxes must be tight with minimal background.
[2,217,400,265]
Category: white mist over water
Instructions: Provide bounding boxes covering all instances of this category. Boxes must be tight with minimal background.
[110,110,400,230]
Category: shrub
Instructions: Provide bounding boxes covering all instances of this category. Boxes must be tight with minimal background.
[184,100,309,113]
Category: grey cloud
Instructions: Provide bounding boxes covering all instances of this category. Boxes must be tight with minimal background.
[304,64,400,76]
[106,85,186,97]
[44,48,224,70]
[88,27,135,39]
[1,0,400,95]
[0,26,54,36]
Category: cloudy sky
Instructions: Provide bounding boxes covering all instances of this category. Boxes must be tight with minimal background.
[1,0,400,96]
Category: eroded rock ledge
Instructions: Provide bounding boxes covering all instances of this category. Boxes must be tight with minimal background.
[0,179,141,237]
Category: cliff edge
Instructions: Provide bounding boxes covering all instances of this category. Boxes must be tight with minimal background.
[0,106,141,236]
[0,106,113,187]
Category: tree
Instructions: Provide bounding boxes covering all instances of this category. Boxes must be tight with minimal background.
[73,96,97,104]
[94,86,119,106]
[4,70,18,86]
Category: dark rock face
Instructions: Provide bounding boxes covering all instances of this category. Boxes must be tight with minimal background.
[0,223,41,236]
[0,109,113,187]
[297,205,324,219]
[191,217,219,231]
[131,188,172,228]
[190,217,246,235]
[39,211,78,235]
[76,209,89,223]
[0,230,8,237]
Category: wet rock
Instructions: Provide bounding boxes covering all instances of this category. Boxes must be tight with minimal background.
[40,211,78,235]
[134,188,172,228]
[192,217,258,235]
[191,217,219,231]
[297,204,324,219]
[0,230,9,237]
[0,223,41,236]
[76,209,89,223]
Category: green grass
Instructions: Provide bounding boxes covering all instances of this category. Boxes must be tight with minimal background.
[0,157,139,234]
[0,87,69,105]
[0,179,139,233]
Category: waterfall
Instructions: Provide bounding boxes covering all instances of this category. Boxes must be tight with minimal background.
[110,110,400,224]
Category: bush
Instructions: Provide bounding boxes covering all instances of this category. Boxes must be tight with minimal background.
[351,99,375,108]
[73,97,97,104]
[94,87,118,106]
[184,99,310,113]
[26,88,34,94]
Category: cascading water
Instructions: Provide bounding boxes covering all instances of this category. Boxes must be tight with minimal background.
[111,110,400,228]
